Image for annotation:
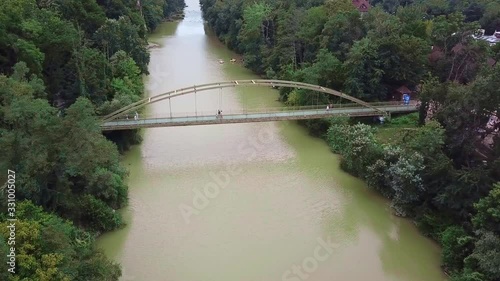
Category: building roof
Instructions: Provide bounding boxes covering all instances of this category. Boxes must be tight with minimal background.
[352,0,370,13]
[487,57,497,67]
[429,46,444,63]
[452,43,465,54]
[396,85,411,94]
[474,31,500,45]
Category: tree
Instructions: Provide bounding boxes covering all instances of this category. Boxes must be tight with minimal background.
[297,6,328,63]
[0,0,80,102]
[396,5,429,39]
[404,121,453,196]
[327,123,382,176]
[94,16,150,74]
[418,0,450,16]
[57,97,128,224]
[386,151,425,216]
[0,71,127,232]
[470,231,500,280]
[264,3,301,74]
[344,37,386,100]
[479,2,500,35]
[0,201,121,281]
[320,10,365,61]
[420,66,500,168]
[54,0,107,34]
[237,2,272,73]
[324,0,357,15]
[72,46,112,105]
[0,0,46,74]
[463,2,484,23]
[291,49,344,94]
[366,145,403,198]
[376,34,428,85]
[142,0,167,30]
[440,226,474,273]
[163,0,186,16]
[430,13,487,83]
[473,183,500,234]
[450,270,485,281]
[364,7,403,38]
[96,50,143,115]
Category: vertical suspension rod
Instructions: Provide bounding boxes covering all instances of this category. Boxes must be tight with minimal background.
[170,91,173,118]
[194,86,197,116]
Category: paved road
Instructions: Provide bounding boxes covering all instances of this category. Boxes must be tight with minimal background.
[101,105,418,131]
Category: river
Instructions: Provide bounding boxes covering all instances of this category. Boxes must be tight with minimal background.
[96,1,448,281]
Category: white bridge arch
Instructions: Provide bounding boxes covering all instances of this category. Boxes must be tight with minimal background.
[101,80,386,123]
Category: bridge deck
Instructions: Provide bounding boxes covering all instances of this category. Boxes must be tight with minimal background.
[101,105,417,131]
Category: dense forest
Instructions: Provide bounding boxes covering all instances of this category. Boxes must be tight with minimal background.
[0,0,184,280]
[200,0,500,280]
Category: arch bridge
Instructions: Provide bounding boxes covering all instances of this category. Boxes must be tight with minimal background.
[100,80,417,131]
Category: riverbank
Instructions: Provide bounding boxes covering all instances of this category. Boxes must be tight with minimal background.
[164,12,185,22]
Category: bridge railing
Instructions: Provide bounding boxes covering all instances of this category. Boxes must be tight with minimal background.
[101,104,419,130]
[105,101,416,122]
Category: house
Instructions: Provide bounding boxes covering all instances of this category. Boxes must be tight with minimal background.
[390,85,418,102]
[473,29,500,46]
[352,0,370,13]
[487,113,499,131]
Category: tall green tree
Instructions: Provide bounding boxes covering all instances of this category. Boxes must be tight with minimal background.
[473,183,500,234]
[94,16,150,74]
[297,6,328,63]
[320,10,365,61]
[344,37,386,100]
[238,2,272,73]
